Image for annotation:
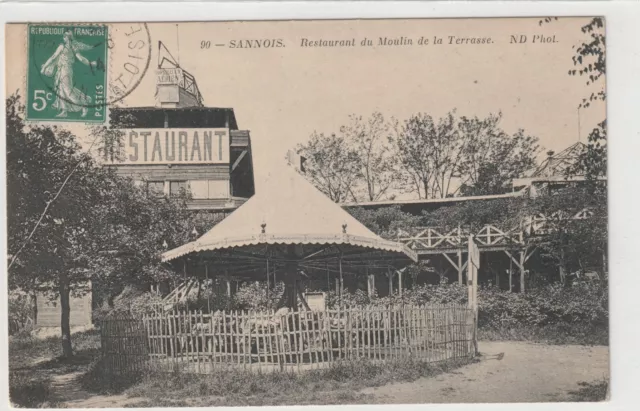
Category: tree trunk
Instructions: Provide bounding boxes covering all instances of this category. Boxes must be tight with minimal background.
[32,290,38,325]
[59,275,73,358]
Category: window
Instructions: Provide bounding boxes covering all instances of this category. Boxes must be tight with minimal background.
[189,180,209,199]
[208,180,229,198]
[188,180,229,199]
[170,181,187,197]
[147,181,164,197]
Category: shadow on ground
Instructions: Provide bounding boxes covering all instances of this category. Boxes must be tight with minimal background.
[9,330,101,408]
[567,379,609,402]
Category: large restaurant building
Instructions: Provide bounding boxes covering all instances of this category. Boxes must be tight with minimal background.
[106,55,255,213]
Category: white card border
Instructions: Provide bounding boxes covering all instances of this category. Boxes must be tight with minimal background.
[1,2,639,411]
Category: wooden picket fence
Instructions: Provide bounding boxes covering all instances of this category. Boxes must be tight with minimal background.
[101,313,149,377]
[102,304,476,375]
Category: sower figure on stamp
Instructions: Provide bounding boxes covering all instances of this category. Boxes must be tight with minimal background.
[40,30,96,118]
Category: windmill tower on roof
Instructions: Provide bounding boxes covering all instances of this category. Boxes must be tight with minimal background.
[156,40,204,108]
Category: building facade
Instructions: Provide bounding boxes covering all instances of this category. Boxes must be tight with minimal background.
[106,52,255,212]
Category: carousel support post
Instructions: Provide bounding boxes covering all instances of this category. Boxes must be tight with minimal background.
[326,262,330,290]
[266,258,270,303]
[205,264,210,312]
[339,255,344,307]
[387,267,393,296]
[286,262,298,309]
[367,266,375,298]
[398,269,403,299]
[224,270,232,311]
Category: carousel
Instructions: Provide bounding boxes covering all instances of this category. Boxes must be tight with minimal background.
[101,166,475,375]
[161,164,418,310]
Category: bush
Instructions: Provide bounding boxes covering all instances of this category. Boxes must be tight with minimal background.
[9,291,35,336]
[321,281,608,344]
[104,286,163,318]
[326,283,468,309]
[234,281,285,311]
[477,282,608,329]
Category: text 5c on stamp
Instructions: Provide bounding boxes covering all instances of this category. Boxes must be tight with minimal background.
[27,25,108,123]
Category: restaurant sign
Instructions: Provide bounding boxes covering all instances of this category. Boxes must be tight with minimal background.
[112,128,229,165]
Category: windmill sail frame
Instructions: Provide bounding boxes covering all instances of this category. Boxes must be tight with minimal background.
[157,41,204,106]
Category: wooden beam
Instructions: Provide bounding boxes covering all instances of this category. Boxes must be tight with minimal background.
[457,251,463,285]
[301,245,334,260]
[509,258,513,293]
[524,246,537,263]
[231,150,248,172]
[442,253,459,271]
[461,260,469,272]
[520,251,526,294]
[504,250,524,271]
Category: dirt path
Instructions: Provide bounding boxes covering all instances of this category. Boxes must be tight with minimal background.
[361,341,609,403]
[49,371,145,408]
[48,341,608,407]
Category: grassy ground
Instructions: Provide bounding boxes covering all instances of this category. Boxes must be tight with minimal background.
[9,326,476,407]
[9,324,606,407]
[9,329,101,408]
[119,357,478,406]
[478,323,608,346]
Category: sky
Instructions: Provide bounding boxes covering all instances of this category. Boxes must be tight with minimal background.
[6,17,605,183]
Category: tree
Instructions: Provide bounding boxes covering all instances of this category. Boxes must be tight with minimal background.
[7,94,193,357]
[347,205,422,237]
[295,132,361,203]
[569,17,606,182]
[392,112,460,199]
[7,94,98,357]
[456,114,540,196]
[340,112,397,201]
[393,111,539,198]
[543,16,606,181]
[522,186,607,284]
[421,198,524,233]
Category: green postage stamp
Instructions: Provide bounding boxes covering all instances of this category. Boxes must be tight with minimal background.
[27,25,108,122]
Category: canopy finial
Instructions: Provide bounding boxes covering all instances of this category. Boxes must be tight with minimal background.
[261,222,267,234]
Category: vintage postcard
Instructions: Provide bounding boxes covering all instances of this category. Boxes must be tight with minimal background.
[5,17,608,407]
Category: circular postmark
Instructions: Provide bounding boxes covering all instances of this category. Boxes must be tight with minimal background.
[27,23,151,121]
[105,23,152,106]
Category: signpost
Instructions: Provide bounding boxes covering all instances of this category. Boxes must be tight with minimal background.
[303,292,326,311]
[467,234,480,354]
